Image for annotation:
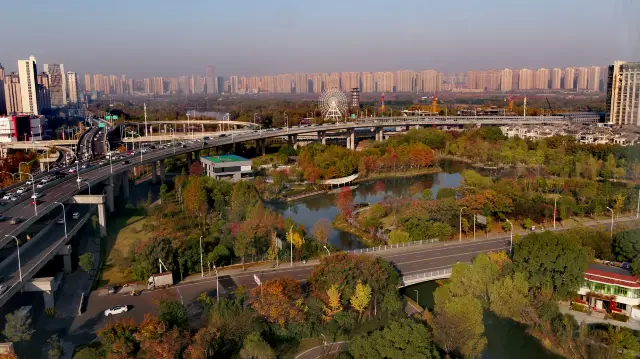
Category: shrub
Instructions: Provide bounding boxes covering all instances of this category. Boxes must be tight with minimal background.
[609,312,629,322]
[570,302,589,313]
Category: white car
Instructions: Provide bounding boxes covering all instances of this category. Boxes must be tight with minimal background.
[2,194,11,200]
[31,192,43,199]
[36,183,46,189]
[56,218,64,224]
[76,177,85,183]
[104,305,128,317]
[0,284,7,295]
[72,212,80,220]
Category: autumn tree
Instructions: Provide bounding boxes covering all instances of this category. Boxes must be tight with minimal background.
[98,318,138,358]
[311,219,331,244]
[432,294,487,359]
[336,187,354,217]
[249,277,305,326]
[239,332,275,359]
[350,281,372,320]
[323,284,343,320]
[183,327,218,359]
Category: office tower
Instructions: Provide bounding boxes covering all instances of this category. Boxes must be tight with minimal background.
[500,69,513,92]
[216,76,225,94]
[44,64,67,106]
[206,66,215,94]
[576,67,588,90]
[535,68,549,89]
[18,56,43,115]
[550,68,562,89]
[607,61,640,126]
[67,72,78,103]
[84,73,92,91]
[4,72,22,113]
[563,68,575,89]
[0,63,5,115]
[519,69,534,90]
[421,70,439,92]
[361,72,374,92]
[588,66,600,91]
[36,72,51,110]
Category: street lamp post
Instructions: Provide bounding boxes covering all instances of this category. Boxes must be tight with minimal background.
[414,289,419,305]
[199,235,204,278]
[18,162,29,180]
[284,112,288,132]
[506,219,513,255]
[606,207,614,238]
[18,172,36,215]
[54,202,67,239]
[213,265,219,302]
[81,181,91,195]
[553,196,561,229]
[459,207,466,242]
[169,128,176,154]
[5,235,22,282]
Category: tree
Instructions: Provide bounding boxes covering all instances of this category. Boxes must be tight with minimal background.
[323,284,343,320]
[249,277,305,326]
[436,187,456,199]
[239,332,275,359]
[47,334,63,359]
[349,319,439,359]
[350,281,372,319]
[183,327,218,359]
[513,232,593,299]
[139,328,187,359]
[286,226,304,249]
[421,188,433,199]
[433,295,487,359]
[207,245,230,267]
[158,300,188,330]
[388,230,410,244]
[159,183,169,205]
[98,318,138,357]
[446,254,500,307]
[231,181,260,220]
[612,229,640,262]
[311,219,331,244]
[78,253,94,273]
[72,348,99,359]
[631,257,640,276]
[2,310,35,342]
[336,187,354,217]
[189,162,204,176]
[488,272,530,323]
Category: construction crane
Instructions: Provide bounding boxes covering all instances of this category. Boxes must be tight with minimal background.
[545,97,555,116]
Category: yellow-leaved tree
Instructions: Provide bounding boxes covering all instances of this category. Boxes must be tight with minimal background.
[323,284,343,321]
[350,281,372,320]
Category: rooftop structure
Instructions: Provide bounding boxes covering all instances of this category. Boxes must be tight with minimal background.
[575,264,640,320]
[200,154,252,181]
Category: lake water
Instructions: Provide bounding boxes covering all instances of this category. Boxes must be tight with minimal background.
[400,281,563,359]
[270,161,464,250]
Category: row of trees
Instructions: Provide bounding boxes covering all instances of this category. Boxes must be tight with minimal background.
[428,232,639,359]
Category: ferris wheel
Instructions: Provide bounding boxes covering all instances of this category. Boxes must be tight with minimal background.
[319,89,348,123]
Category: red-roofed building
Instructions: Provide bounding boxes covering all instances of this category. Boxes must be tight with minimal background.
[576,264,640,319]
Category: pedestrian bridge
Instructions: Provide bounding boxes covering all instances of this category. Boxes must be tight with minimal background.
[399,268,453,287]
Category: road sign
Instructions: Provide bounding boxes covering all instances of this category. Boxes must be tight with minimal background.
[98,122,105,128]
[105,115,111,121]
[254,274,262,286]
[476,214,487,225]
[351,114,356,119]
[112,115,119,120]
[276,237,283,250]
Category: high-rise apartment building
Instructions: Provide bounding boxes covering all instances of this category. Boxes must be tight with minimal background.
[535,68,549,89]
[563,68,575,89]
[361,72,374,93]
[84,73,92,91]
[18,56,41,115]
[295,73,308,93]
[421,70,439,92]
[576,67,588,90]
[36,72,51,110]
[4,72,22,113]
[276,74,293,93]
[325,73,340,91]
[607,61,640,126]
[67,72,78,103]
[511,71,519,91]
[216,76,225,94]
[44,64,67,106]
[0,63,5,115]
[312,74,323,93]
[551,68,562,89]
[519,69,534,90]
[466,70,477,89]
[500,69,513,92]
[588,66,600,91]
[206,66,215,94]
[153,77,164,95]
[229,76,239,94]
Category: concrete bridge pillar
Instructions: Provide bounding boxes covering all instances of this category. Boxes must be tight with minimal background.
[159,159,166,182]
[186,152,192,167]
[348,129,356,150]
[0,147,7,158]
[375,127,383,142]
[97,203,107,237]
[194,150,200,161]
[318,131,326,145]
[257,139,266,156]
[288,135,298,150]
[122,170,130,199]
[106,183,114,213]
[183,123,186,135]
[60,244,73,274]
[164,124,167,135]
[40,162,47,172]
[151,161,158,184]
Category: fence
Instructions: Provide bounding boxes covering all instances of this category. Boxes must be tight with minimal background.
[345,238,439,255]
[400,268,453,286]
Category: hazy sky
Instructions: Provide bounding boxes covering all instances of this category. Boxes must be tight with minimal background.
[1,0,638,77]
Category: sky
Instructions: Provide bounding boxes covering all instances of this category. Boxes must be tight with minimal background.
[0,0,638,77]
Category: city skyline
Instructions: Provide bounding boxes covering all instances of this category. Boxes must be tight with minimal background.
[0,0,638,77]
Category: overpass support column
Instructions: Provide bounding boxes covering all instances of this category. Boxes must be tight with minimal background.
[258,139,266,156]
[159,159,166,182]
[151,161,158,184]
[106,182,114,213]
[123,170,130,199]
[318,131,326,145]
[375,127,382,142]
[60,244,73,274]
[97,203,107,237]
[194,150,200,161]
[40,162,47,172]
[288,135,298,150]
[348,129,356,150]
[186,152,192,167]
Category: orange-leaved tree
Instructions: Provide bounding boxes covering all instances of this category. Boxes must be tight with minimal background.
[249,277,305,326]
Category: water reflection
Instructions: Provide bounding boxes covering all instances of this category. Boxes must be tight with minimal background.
[270,161,463,250]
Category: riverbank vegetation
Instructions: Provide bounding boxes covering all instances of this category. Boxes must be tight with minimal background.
[425,231,640,359]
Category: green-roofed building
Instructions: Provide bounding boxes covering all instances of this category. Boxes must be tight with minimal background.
[200,154,253,180]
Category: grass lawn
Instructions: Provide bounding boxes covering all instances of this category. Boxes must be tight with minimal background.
[99,210,149,286]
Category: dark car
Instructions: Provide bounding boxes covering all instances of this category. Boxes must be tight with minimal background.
[123,160,130,165]
[10,217,22,225]
[203,136,210,140]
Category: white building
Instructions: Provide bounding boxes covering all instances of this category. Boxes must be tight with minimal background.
[67,72,78,103]
[18,56,40,115]
[607,61,640,126]
[576,264,640,320]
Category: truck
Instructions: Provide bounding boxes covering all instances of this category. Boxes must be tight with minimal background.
[147,272,173,290]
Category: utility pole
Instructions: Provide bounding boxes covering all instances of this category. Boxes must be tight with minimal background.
[144,102,148,137]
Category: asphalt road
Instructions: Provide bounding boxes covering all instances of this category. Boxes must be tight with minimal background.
[295,341,349,359]
[68,238,509,343]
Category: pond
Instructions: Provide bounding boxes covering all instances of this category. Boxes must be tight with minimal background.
[400,281,563,359]
[269,160,464,250]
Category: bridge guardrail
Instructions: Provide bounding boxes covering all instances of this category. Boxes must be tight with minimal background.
[345,238,439,255]
[401,268,452,286]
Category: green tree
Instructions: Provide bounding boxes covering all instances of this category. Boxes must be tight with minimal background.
[72,347,99,359]
[239,332,275,359]
[311,219,331,244]
[488,272,530,323]
[78,253,94,273]
[207,245,230,267]
[388,230,410,244]
[159,182,169,205]
[47,334,63,359]
[612,229,640,262]
[158,300,188,330]
[231,181,260,220]
[349,319,439,359]
[436,187,457,199]
[447,254,500,307]
[630,257,640,276]
[433,295,486,359]
[421,188,433,199]
[2,310,35,342]
[513,232,593,299]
